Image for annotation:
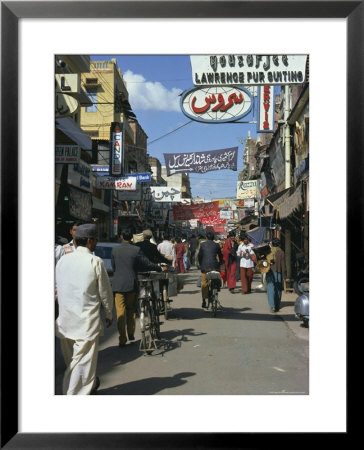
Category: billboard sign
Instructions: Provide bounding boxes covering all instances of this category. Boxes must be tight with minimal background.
[96,176,137,190]
[257,85,276,133]
[150,186,182,202]
[180,86,252,123]
[55,145,80,163]
[190,54,307,86]
[236,180,258,199]
[110,122,124,176]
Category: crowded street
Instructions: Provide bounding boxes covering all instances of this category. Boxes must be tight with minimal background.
[55,54,310,399]
[56,267,308,395]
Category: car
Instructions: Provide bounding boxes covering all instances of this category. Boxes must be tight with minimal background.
[94,242,120,278]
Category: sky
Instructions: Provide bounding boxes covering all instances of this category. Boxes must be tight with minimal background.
[91,55,259,199]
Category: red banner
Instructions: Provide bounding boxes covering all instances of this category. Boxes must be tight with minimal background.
[172,201,224,224]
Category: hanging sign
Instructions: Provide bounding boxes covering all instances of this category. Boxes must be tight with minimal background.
[257,85,276,133]
[55,145,80,163]
[236,180,258,199]
[180,86,252,123]
[110,122,124,176]
[164,146,238,176]
[190,54,307,86]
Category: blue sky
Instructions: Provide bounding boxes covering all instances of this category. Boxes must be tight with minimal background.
[91,55,259,199]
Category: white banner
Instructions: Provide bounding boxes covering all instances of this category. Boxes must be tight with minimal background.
[220,210,233,219]
[96,176,137,190]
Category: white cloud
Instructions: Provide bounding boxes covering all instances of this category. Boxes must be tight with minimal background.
[123,70,181,112]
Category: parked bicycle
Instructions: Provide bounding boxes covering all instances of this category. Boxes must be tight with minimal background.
[137,271,163,354]
[205,270,222,317]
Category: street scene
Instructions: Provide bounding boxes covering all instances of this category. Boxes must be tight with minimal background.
[55,54,309,396]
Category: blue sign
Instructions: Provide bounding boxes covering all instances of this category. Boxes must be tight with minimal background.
[92,165,109,173]
[126,172,152,183]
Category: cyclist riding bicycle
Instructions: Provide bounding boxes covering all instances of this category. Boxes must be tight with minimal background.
[197,231,223,309]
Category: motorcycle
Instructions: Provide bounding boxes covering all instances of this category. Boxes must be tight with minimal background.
[293,254,309,328]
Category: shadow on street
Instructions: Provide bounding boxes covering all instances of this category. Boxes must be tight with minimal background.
[96,371,196,395]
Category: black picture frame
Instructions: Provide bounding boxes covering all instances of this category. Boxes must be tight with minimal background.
[1,1,357,448]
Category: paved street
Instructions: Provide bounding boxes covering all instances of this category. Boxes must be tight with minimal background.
[55,268,308,395]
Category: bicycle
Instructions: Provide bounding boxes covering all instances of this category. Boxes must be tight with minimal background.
[205,271,222,317]
[137,271,163,354]
[158,267,176,320]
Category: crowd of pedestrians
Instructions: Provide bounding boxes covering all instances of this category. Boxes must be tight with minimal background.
[55,222,287,395]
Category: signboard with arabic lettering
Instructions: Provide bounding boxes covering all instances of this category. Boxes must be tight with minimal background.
[150,186,181,202]
[190,55,307,86]
[172,201,225,225]
[164,147,238,176]
[180,86,252,123]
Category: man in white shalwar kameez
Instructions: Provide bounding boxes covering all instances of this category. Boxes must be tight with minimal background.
[56,224,113,395]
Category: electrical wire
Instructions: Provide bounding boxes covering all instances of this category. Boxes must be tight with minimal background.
[148,120,193,145]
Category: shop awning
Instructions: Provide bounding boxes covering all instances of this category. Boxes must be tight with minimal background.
[246,226,267,246]
[265,187,291,208]
[56,117,92,150]
[278,186,303,219]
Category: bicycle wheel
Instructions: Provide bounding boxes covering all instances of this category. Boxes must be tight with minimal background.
[163,285,169,320]
[212,290,218,317]
[150,299,161,340]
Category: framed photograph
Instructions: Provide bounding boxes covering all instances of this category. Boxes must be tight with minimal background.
[1,0,358,447]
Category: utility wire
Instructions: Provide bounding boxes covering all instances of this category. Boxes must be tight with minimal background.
[148,120,193,145]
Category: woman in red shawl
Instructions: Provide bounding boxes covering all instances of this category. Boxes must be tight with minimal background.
[222,231,238,293]
[174,237,186,273]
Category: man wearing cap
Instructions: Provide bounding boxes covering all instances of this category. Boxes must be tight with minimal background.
[135,230,170,265]
[55,223,113,395]
[111,228,167,347]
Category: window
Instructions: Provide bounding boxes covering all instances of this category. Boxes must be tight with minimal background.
[86,88,97,112]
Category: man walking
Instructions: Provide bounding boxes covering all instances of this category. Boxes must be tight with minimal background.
[198,231,223,308]
[237,235,256,294]
[55,224,113,395]
[111,228,167,347]
[266,238,287,312]
[157,234,176,267]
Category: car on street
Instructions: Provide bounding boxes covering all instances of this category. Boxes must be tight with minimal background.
[95,242,120,278]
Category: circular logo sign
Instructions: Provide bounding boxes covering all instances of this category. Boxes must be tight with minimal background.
[180,85,253,123]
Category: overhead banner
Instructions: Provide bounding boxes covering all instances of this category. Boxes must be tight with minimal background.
[164,146,238,176]
[190,55,307,86]
[150,186,182,202]
[172,201,224,224]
